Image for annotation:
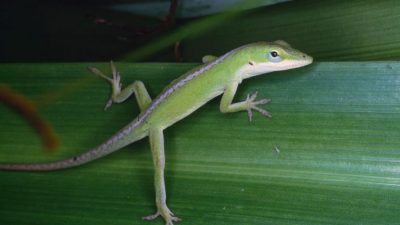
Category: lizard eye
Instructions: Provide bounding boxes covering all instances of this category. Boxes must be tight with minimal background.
[268,51,282,62]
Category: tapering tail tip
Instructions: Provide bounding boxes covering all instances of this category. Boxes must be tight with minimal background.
[0,158,77,171]
[0,163,52,171]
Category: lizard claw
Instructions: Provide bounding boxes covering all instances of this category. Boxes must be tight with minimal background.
[143,206,181,225]
[104,98,113,111]
[246,91,271,122]
[110,61,122,89]
[88,66,112,83]
[88,61,122,110]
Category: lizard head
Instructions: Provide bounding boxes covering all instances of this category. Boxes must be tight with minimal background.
[239,40,313,79]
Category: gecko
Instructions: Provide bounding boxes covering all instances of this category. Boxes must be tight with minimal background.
[0,41,312,225]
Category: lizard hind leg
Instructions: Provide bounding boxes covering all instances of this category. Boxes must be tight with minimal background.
[143,128,181,225]
[88,61,152,111]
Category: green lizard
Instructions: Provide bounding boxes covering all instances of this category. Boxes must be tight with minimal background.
[0,41,312,225]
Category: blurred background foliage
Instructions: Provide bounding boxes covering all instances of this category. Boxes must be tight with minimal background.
[1,0,400,62]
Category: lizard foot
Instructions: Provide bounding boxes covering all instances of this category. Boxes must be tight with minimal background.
[143,206,181,225]
[88,61,122,110]
[245,91,271,122]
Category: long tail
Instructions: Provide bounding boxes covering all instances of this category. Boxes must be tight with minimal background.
[0,124,147,171]
[0,145,112,171]
[0,150,97,171]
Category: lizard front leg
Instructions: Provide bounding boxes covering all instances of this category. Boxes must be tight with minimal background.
[88,61,152,111]
[143,128,180,225]
[220,81,271,121]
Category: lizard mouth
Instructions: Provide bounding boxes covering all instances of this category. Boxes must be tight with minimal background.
[303,54,313,64]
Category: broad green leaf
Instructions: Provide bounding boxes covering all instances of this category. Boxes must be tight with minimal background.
[0,62,400,225]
